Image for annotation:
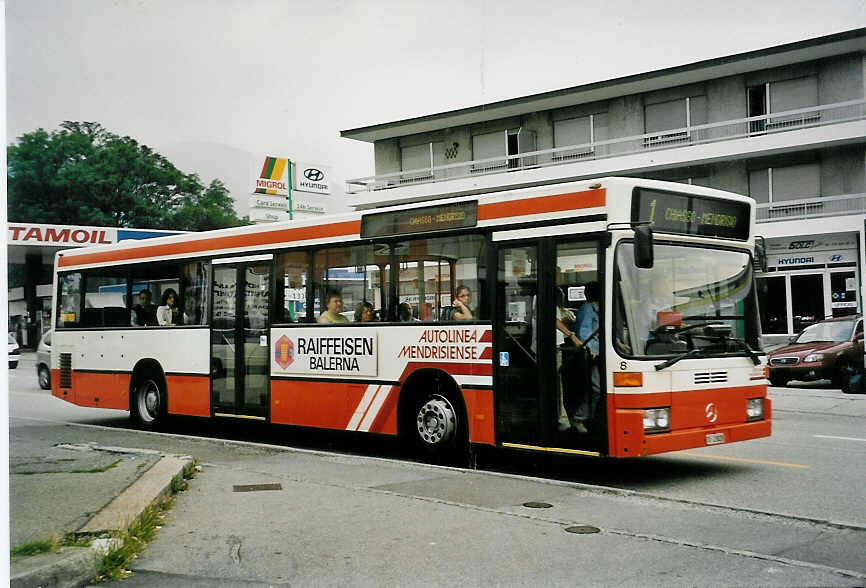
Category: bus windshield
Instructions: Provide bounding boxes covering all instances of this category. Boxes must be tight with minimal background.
[614,242,760,357]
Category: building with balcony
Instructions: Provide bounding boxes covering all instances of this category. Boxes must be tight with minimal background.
[341,28,866,346]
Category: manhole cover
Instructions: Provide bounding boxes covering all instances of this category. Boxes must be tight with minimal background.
[233,483,282,492]
[565,525,600,534]
[522,501,553,509]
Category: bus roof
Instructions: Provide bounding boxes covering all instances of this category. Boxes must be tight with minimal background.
[56,177,753,270]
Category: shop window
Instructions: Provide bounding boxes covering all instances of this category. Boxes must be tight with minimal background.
[83,268,129,327]
[56,272,82,329]
[275,251,310,323]
[394,234,486,322]
[757,275,787,334]
[313,245,390,323]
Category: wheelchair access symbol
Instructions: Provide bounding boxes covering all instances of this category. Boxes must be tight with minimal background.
[499,352,510,367]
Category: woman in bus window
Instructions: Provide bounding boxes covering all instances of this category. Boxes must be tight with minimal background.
[156,288,180,326]
[450,285,473,321]
[354,301,375,322]
[318,291,348,324]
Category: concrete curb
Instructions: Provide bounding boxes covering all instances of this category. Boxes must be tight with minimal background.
[10,454,193,588]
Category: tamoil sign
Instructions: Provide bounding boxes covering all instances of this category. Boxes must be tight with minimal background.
[254,156,290,196]
[272,328,378,376]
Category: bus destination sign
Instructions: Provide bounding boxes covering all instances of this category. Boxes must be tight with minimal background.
[632,189,749,240]
[361,201,478,239]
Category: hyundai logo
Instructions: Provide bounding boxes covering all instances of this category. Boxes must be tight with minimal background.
[304,168,324,182]
[705,402,718,423]
[830,254,843,262]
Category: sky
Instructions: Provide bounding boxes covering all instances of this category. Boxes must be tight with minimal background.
[5,0,866,217]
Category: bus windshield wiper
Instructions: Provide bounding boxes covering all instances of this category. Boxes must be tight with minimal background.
[692,332,762,365]
[655,349,705,371]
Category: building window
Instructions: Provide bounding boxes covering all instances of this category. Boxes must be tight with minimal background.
[748,76,819,132]
[749,163,821,204]
[553,115,605,160]
[471,131,507,172]
[399,142,444,183]
[644,96,707,147]
[472,128,536,172]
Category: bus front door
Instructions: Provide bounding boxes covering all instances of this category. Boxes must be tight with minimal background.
[211,260,271,420]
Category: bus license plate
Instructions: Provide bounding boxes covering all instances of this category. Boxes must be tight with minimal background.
[705,433,725,445]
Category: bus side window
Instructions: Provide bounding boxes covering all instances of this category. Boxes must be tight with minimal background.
[57,272,83,328]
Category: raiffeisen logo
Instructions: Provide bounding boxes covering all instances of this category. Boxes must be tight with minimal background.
[274,335,294,369]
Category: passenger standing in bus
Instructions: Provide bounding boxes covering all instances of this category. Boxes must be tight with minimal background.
[450,286,473,320]
[555,287,583,431]
[354,301,375,322]
[574,282,600,433]
[318,292,348,324]
[156,289,179,326]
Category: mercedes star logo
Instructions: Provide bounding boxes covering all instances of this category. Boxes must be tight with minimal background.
[705,402,718,423]
[304,168,324,182]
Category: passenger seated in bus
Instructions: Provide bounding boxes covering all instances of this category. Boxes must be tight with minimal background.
[318,292,348,324]
[156,288,180,326]
[354,301,375,322]
[450,285,473,321]
[399,302,419,322]
[573,282,600,434]
[131,289,157,326]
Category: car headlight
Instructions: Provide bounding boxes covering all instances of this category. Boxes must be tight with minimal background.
[643,407,670,432]
[803,353,823,363]
[746,398,764,420]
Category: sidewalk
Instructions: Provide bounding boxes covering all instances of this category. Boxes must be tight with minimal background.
[9,439,191,588]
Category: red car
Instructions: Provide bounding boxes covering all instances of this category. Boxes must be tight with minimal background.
[768,315,863,393]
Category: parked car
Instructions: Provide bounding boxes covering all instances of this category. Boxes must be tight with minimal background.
[36,330,52,390]
[768,315,864,393]
[8,333,20,369]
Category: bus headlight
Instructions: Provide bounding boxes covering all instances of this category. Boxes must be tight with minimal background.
[643,407,670,432]
[746,398,764,420]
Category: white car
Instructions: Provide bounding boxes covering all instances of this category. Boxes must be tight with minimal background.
[37,330,52,389]
[8,333,20,369]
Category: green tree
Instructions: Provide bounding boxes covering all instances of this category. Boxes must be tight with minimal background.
[7,121,246,230]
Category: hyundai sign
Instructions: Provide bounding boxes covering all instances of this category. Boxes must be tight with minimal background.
[293,162,331,195]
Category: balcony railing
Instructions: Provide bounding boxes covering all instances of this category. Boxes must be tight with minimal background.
[756,192,866,222]
[347,99,866,194]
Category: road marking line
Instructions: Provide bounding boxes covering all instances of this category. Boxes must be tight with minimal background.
[680,452,809,468]
[813,434,866,442]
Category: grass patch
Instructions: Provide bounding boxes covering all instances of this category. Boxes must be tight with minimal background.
[10,534,91,559]
[90,458,199,583]
[10,537,60,558]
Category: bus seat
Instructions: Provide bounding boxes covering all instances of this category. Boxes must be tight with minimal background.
[82,308,102,327]
[103,307,129,327]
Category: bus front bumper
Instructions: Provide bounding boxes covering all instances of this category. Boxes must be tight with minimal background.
[612,399,772,457]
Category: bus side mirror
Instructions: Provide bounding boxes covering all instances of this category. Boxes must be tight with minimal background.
[634,224,654,268]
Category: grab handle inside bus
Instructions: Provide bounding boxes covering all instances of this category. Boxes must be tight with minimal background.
[634,224,654,268]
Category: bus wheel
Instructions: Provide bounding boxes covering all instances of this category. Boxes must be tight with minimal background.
[416,394,458,448]
[132,377,165,428]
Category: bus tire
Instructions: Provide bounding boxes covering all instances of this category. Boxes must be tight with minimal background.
[131,372,166,429]
[402,372,468,465]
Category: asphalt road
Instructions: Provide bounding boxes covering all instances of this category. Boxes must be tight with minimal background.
[8,354,866,585]
[9,356,866,527]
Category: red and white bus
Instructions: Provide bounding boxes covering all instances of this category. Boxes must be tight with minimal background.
[50,177,770,459]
